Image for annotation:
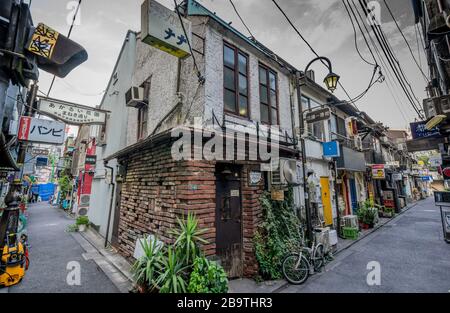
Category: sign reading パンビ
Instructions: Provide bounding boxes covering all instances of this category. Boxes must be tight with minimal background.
[141,0,192,58]
[18,117,66,145]
[38,97,107,125]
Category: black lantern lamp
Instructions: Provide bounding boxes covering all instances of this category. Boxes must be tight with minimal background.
[304,56,340,93]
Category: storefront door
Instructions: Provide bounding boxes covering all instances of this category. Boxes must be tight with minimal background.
[320,177,333,226]
[215,165,243,278]
[349,178,358,214]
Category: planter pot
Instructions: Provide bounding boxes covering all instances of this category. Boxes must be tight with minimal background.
[78,224,87,232]
[361,223,369,230]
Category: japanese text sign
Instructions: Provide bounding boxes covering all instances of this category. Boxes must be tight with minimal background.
[18,117,66,145]
[38,98,107,125]
[141,0,192,58]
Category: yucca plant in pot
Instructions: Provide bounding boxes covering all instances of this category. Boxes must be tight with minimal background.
[158,246,189,293]
[131,235,163,293]
[171,212,208,268]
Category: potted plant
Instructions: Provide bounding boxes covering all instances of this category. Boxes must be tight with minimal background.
[364,208,377,228]
[76,216,89,232]
[357,207,369,229]
[131,236,163,293]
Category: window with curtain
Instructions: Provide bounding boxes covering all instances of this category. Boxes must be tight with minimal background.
[259,64,278,125]
[223,43,249,118]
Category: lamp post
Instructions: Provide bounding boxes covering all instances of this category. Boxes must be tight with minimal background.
[296,56,340,242]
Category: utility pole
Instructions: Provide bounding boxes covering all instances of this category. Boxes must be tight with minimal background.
[295,71,313,242]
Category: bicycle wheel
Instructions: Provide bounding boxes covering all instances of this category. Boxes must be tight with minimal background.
[313,244,324,271]
[282,253,309,285]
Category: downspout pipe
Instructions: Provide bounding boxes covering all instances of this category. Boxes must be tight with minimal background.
[104,160,115,248]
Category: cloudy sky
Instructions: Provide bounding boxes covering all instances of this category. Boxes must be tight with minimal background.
[30,0,427,130]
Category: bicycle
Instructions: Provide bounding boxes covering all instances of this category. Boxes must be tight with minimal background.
[282,228,325,285]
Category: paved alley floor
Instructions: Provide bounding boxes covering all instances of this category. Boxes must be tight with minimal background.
[7,202,119,293]
[280,197,450,293]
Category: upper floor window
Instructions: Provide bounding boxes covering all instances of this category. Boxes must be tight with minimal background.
[137,106,148,141]
[223,43,249,118]
[259,65,278,125]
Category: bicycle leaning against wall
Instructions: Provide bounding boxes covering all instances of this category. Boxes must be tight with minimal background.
[282,227,326,285]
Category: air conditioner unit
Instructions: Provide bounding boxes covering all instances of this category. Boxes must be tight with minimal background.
[79,194,90,207]
[125,86,145,108]
[77,206,89,216]
[270,159,301,186]
[354,136,363,151]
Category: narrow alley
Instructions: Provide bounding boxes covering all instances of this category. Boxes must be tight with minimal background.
[280,198,450,293]
[6,203,118,293]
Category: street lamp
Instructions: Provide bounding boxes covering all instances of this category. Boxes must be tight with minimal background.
[304,56,340,93]
[296,56,340,242]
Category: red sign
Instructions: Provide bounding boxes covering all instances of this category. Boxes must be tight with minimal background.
[443,167,450,178]
[18,117,32,141]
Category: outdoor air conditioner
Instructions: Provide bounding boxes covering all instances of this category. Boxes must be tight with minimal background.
[77,206,89,216]
[354,136,363,151]
[79,194,90,207]
[423,97,440,118]
[270,159,301,186]
[125,86,145,108]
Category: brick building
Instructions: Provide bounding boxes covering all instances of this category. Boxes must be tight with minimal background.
[88,0,302,278]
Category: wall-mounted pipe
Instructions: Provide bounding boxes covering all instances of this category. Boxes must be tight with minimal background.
[104,160,115,248]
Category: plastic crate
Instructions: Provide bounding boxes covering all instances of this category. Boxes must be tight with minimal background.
[342,227,359,240]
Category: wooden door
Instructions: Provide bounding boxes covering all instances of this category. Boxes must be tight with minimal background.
[320,177,333,226]
[215,165,243,278]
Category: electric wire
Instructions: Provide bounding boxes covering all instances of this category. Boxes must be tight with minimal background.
[348,0,411,122]
[270,0,365,112]
[357,0,424,119]
[228,0,255,40]
[342,0,376,66]
[383,0,430,83]
[174,0,204,83]
[46,0,82,97]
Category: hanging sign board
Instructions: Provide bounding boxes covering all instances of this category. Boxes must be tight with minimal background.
[249,171,262,186]
[141,0,192,58]
[305,107,331,124]
[18,117,66,145]
[32,148,49,156]
[85,155,97,165]
[372,164,385,180]
[271,189,285,201]
[38,97,108,125]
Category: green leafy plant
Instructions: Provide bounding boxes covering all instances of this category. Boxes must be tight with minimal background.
[187,257,228,293]
[66,224,79,232]
[131,236,163,292]
[171,212,208,267]
[76,216,89,226]
[254,188,301,280]
[158,247,188,293]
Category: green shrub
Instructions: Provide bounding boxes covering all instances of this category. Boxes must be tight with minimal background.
[76,216,89,225]
[188,257,228,293]
[254,188,301,280]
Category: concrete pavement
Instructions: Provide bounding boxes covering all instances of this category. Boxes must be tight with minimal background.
[7,202,119,293]
[279,197,450,293]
